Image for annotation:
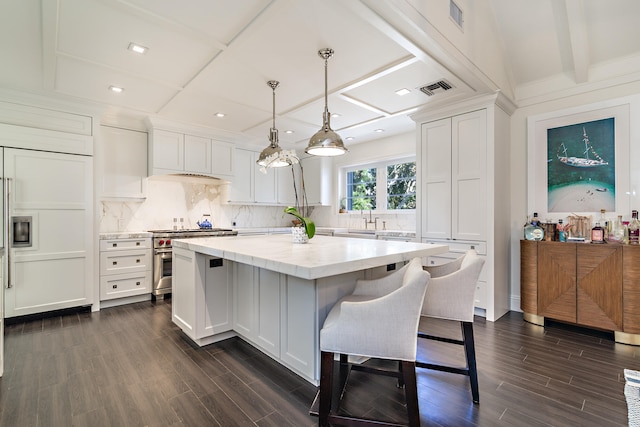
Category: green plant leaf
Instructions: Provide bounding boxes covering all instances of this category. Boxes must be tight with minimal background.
[284,206,315,239]
[303,218,315,239]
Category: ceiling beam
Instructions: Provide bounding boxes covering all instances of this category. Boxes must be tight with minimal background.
[565,0,589,83]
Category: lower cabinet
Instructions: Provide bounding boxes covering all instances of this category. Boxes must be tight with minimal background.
[232,262,316,379]
[172,248,233,340]
[423,239,488,310]
[521,240,628,334]
[99,237,152,301]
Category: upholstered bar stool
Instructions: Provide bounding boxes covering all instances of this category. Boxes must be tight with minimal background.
[419,249,485,403]
[316,257,430,427]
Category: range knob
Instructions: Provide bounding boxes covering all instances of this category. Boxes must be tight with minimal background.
[166,239,171,245]
[158,239,165,246]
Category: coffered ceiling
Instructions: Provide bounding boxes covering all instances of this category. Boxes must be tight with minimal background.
[1,0,640,150]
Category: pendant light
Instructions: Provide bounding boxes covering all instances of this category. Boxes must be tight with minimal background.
[305,48,347,157]
[256,80,291,168]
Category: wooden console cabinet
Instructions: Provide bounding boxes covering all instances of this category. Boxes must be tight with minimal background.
[521,240,640,345]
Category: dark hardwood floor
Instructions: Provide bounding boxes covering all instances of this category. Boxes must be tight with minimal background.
[0,298,636,426]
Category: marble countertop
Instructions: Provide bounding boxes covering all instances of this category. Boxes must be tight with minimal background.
[173,234,447,280]
[99,231,153,240]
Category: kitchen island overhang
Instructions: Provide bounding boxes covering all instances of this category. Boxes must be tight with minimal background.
[171,234,448,384]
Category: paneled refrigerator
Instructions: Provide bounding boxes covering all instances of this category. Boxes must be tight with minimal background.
[1,147,93,319]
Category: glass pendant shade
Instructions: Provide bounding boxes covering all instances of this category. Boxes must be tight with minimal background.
[256,80,291,168]
[305,48,347,157]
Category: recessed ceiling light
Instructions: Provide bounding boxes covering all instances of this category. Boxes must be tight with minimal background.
[128,42,148,54]
[395,88,411,96]
[109,85,124,93]
[284,130,294,134]
[374,129,385,133]
[215,112,225,118]
[331,113,341,118]
[345,136,355,141]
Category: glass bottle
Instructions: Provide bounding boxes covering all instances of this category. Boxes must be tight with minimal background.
[557,219,566,242]
[629,210,640,245]
[523,215,531,239]
[524,217,544,241]
[531,212,540,227]
[591,221,605,244]
[611,215,625,243]
[599,209,608,240]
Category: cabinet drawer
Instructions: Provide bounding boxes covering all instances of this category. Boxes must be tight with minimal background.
[422,238,486,255]
[100,272,150,300]
[100,238,150,251]
[474,280,487,309]
[100,249,151,275]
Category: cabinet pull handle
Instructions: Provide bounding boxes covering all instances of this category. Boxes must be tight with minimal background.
[136,259,140,263]
[112,243,117,247]
[471,245,475,249]
[112,261,117,265]
[136,242,140,246]
[136,282,140,286]
[112,284,117,289]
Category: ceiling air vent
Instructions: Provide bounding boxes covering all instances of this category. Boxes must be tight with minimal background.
[419,80,455,96]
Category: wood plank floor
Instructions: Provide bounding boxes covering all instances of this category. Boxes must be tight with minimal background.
[0,299,636,426]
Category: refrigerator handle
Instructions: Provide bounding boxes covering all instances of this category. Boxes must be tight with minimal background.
[5,177,11,289]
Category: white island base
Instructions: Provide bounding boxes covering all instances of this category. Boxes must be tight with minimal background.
[171,235,447,385]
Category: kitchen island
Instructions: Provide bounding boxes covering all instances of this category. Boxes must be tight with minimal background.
[171,234,448,384]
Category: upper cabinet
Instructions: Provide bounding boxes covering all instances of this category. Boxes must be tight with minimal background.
[227,150,330,207]
[100,125,147,200]
[148,128,234,180]
[228,148,277,204]
[421,110,487,241]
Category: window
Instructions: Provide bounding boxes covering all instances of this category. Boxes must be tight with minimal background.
[344,158,416,211]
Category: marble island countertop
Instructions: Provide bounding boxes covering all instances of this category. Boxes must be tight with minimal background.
[172,234,446,280]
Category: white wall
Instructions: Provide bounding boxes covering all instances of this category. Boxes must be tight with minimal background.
[509,80,640,311]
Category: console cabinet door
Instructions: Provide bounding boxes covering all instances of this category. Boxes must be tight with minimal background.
[623,246,640,333]
[537,242,576,323]
[577,245,622,330]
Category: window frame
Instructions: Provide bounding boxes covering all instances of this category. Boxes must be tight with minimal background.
[340,155,416,213]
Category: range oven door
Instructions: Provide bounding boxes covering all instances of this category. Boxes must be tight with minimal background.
[153,249,172,296]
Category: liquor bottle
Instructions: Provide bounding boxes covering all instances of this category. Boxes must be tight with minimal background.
[629,210,640,245]
[524,216,544,241]
[599,209,608,241]
[531,212,540,227]
[591,222,605,244]
[611,215,625,243]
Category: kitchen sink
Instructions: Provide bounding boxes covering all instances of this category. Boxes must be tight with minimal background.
[347,229,377,235]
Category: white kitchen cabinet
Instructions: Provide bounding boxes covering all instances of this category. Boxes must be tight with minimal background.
[150,129,184,174]
[300,155,331,206]
[184,134,211,175]
[277,166,296,205]
[255,268,281,357]
[100,125,147,200]
[211,139,234,179]
[149,129,235,179]
[232,262,317,380]
[421,110,486,241]
[172,248,234,341]
[228,148,277,204]
[99,237,151,301]
[414,94,514,321]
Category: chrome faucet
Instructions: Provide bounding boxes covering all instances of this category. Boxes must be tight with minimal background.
[364,210,379,230]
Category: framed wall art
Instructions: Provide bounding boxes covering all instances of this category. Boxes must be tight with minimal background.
[527,102,630,219]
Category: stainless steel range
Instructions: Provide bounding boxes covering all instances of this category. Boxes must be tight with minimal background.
[149,228,238,298]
